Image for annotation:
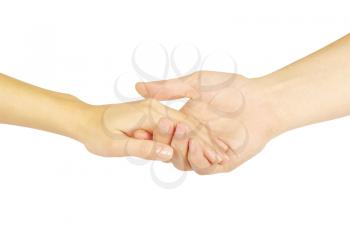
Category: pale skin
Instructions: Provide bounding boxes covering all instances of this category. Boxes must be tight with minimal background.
[0,74,220,162]
[1,34,349,175]
[136,33,350,174]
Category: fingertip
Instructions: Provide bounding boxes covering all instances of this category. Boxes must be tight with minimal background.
[205,150,220,164]
[135,82,148,96]
[133,129,152,140]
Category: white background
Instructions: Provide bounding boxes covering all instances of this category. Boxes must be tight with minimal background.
[0,0,349,230]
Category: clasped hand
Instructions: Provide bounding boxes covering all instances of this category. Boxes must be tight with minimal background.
[85,71,278,175]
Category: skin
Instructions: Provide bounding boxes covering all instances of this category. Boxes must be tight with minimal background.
[136,33,350,175]
[1,34,349,175]
[0,73,220,162]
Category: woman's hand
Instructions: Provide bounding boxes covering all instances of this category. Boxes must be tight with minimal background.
[0,73,221,163]
[79,100,175,161]
[78,98,222,163]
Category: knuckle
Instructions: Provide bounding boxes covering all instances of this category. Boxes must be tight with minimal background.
[139,142,153,159]
[143,98,164,112]
[145,98,160,106]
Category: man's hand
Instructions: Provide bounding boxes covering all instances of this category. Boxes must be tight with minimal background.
[136,71,280,174]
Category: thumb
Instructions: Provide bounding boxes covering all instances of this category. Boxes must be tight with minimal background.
[135,74,199,100]
[117,138,174,161]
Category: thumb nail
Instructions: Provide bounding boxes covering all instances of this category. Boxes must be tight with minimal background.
[156,146,173,161]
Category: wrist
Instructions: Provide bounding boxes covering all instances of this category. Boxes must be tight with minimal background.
[71,101,110,147]
[55,94,100,143]
[253,73,307,137]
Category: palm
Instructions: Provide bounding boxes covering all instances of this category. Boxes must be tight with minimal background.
[137,71,278,174]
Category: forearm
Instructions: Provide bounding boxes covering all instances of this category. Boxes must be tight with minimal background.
[258,34,350,135]
[0,73,90,141]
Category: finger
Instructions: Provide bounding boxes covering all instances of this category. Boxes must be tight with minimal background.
[170,122,192,171]
[204,149,231,165]
[191,143,230,175]
[204,150,222,164]
[187,138,211,171]
[135,74,199,100]
[188,138,229,175]
[137,99,201,132]
[108,99,196,134]
[133,129,152,140]
[153,117,175,145]
[115,138,174,161]
[207,118,249,156]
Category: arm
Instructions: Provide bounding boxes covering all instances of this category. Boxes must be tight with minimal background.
[259,33,350,134]
[0,73,219,163]
[136,33,350,174]
[0,73,210,161]
[0,74,89,141]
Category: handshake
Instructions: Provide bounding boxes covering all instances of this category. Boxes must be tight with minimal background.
[1,34,349,175]
[82,71,279,175]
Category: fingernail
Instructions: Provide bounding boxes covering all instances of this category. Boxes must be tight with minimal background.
[174,123,187,139]
[156,146,173,160]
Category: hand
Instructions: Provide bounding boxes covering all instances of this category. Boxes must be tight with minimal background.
[135,117,230,172]
[136,71,280,174]
[79,98,220,163]
[0,73,221,164]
